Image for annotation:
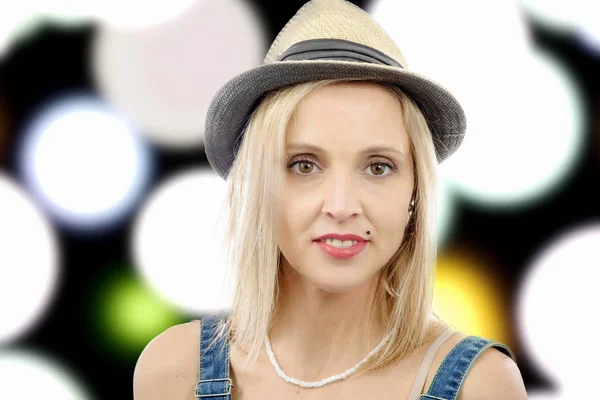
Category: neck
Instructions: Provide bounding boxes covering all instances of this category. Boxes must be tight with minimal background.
[265,261,388,382]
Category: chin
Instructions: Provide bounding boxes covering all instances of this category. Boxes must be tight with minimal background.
[314,281,359,294]
[306,268,376,294]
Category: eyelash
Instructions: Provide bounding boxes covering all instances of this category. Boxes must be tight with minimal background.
[286,157,398,177]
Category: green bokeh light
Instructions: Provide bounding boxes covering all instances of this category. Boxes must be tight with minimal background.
[91,266,185,362]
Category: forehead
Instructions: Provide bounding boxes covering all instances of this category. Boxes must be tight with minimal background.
[286,82,410,155]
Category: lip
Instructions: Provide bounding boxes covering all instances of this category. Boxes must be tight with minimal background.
[314,233,368,242]
[314,240,368,259]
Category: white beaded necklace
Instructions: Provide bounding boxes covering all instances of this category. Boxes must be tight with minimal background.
[264,331,393,388]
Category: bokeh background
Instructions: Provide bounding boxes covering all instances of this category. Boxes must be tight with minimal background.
[0,0,598,398]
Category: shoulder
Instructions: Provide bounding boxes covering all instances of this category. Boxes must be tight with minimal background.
[422,328,528,400]
[133,320,200,400]
[457,335,528,400]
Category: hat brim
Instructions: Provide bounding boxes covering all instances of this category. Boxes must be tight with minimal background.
[204,59,466,180]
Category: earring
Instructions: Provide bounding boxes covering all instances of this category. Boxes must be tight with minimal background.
[408,199,415,219]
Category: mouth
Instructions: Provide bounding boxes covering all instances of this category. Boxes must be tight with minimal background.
[313,238,363,247]
[313,239,368,259]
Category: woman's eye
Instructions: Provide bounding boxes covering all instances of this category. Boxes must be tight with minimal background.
[287,159,396,177]
[288,160,320,175]
[368,163,394,176]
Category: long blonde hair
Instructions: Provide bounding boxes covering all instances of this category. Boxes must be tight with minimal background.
[208,77,448,375]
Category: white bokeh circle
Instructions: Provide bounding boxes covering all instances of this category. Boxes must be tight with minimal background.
[527,387,586,399]
[131,168,234,314]
[369,0,533,100]
[0,3,33,57]
[440,48,584,208]
[17,94,153,231]
[25,0,199,28]
[370,0,584,208]
[96,0,200,29]
[0,349,93,399]
[518,222,600,391]
[92,0,267,149]
[0,173,59,344]
[526,392,558,400]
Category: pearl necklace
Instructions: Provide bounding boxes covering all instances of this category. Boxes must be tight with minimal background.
[264,331,393,388]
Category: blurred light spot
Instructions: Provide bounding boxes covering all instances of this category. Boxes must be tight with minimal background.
[5,1,198,29]
[371,1,584,209]
[94,0,200,29]
[528,389,588,400]
[0,4,33,58]
[35,1,99,24]
[578,24,600,55]
[16,93,154,232]
[92,0,267,149]
[0,173,59,344]
[434,251,511,345]
[441,48,584,208]
[132,168,234,314]
[370,0,533,93]
[518,222,600,392]
[0,349,93,399]
[92,267,184,361]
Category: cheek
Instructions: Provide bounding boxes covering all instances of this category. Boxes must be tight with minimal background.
[373,206,407,240]
[281,184,316,216]
[278,198,312,236]
[276,197,308,243]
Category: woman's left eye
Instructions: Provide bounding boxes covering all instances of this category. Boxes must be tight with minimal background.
[368,162,397,176]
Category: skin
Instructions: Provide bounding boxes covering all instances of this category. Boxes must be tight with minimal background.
[269,81,415,380]
[133,82,529,399]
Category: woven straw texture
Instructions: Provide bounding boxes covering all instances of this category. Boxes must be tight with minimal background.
[264,0,407,67]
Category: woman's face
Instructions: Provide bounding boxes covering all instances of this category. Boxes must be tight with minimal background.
[277,81,415,294]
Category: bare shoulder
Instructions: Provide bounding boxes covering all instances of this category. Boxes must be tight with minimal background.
[133,320,200,400]
[458,342,528,400]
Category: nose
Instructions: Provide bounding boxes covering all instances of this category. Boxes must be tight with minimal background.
[321,170,362,222]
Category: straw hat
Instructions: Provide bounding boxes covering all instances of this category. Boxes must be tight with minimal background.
[204,0,466,180]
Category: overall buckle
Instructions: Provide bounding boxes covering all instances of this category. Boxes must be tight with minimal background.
[194,378,233,398]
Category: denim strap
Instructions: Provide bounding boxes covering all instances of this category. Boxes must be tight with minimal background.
[418,336,517,400]
[194,313,233,399]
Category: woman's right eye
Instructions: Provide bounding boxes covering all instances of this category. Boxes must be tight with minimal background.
[287,159,320,175]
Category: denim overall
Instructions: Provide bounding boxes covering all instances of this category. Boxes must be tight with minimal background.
[193,312,517,399]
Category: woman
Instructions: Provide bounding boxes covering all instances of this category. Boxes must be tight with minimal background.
[133,1,528,399]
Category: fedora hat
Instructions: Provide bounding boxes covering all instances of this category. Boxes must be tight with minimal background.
[204,0,466,180]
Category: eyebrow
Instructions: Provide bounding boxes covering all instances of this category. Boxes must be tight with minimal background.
[286,142,405,157]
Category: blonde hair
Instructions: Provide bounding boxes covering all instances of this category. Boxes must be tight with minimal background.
[208,77,448,375]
